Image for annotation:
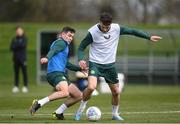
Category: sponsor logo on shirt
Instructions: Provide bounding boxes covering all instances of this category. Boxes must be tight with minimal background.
[104,35,111,39]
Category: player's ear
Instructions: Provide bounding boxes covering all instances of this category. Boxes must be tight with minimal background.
[61,32,65,36]
[99,21,103,26]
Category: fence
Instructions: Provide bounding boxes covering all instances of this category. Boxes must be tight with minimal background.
[116,55,180,84]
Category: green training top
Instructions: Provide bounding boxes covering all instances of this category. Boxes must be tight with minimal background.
[78,26,151,61]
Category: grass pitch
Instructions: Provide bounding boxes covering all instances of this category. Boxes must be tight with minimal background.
[0,84,180,123]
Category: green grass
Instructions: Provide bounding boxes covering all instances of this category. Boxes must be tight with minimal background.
[0,84,180,123]
[0,23,180,123]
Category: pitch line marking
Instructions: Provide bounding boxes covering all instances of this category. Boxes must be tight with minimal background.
[1,110,180,116]
[39,110,180,115]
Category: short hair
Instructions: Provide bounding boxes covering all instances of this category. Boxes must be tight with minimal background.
[15,25,23,30]
[61,26,76,34]
[99,12,112,26]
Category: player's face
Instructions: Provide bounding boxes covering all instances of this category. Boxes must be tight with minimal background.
[61,32,75,43]
[99,22,111,33]
[16,28,24,36]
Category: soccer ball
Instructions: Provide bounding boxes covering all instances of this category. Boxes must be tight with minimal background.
[86,106,101,121]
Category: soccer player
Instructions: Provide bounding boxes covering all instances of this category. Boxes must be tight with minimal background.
[74,12,162,121]
[29,27,87,120]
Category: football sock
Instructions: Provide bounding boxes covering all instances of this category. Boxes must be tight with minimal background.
[112,105,119,116]
[55,103,67,114]
[77,100,88,114]
[38,97,50,106]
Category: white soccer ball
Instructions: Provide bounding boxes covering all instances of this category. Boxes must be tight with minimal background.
[86,106,101,121]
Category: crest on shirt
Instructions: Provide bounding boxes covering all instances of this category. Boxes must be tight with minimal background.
[90,70,95,75]
[104,35,111,39]
[62,76,66,80]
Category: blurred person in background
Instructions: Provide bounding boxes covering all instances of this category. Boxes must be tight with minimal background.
[75,12,162,121]
[10,26,28,93]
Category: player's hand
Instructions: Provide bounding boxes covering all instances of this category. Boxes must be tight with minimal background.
[81,70,88,77]
[150,36,162,42]
[40,57,48,64]
[79,60,87,69]
[81,67,89,76]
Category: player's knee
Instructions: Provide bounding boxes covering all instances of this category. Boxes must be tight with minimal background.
[77,93,83,101]
[74,91,82,99]
[112,89,120,96]
[87,85,96,92]
[55,91,69,99]
[63,91,69,97]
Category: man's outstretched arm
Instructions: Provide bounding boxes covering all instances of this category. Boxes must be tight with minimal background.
[120,26,162,42]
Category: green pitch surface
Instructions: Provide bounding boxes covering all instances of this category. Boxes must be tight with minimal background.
[0,84,180,123]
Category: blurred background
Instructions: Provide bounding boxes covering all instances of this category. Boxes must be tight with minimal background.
[0,0,179,24]
[0,0,180,123]
[0,0,180,87]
